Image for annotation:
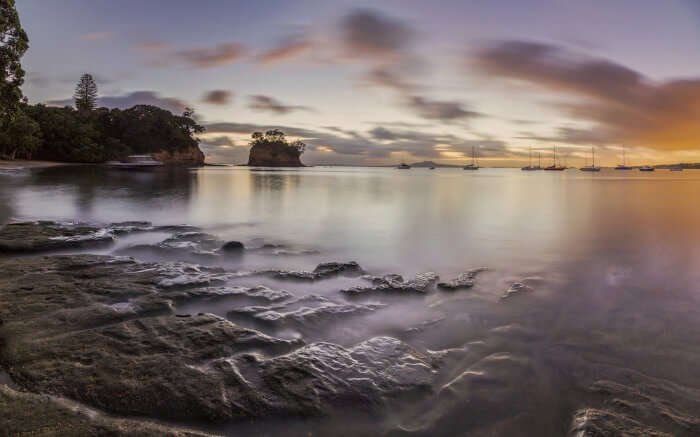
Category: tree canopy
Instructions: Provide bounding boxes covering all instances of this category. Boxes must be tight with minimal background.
[7,103,204,162]
[250,129,306,155]
[74,73,97,111]
[0,0,29,129]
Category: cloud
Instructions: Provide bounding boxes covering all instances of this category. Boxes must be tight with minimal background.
[406,96,481,122]
[176,43,245,68]
[360,67,417,92]
[339,9,414,61]
[135,42,170,52]
[202,90,233,105]
[47,91,189,114]
[80,32,113,41]
[258,35,312,64]
[204,121,519,164]
[472,40,700,151]
[248,95,313,114]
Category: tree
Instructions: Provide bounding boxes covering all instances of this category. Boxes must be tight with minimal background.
[74,73,98,111]
[0,109,41,159]
[0,0,29,129]
[249,129,306,156]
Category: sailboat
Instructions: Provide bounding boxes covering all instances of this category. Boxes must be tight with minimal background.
[397,163,411,169]
[463,146,479,170]
[544,146,566,170]
[521,147,541,171]
[639,165,655,172]
[615,145,633,170]
[580,146,601,172]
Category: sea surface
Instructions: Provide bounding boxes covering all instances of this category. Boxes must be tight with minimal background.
[2,165,700,435]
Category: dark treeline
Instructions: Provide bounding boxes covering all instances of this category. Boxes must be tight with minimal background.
[1,103,204,162]
[0,0,204,163]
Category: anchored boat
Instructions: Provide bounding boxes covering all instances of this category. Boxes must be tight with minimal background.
[544,146,566,171]
[106,155,164,170]
[580,147,601,172]
[464,146,480,170]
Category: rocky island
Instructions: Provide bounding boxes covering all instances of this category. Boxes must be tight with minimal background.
[247,129,305,167]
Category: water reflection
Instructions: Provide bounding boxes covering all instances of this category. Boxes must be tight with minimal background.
[2,166,700,435]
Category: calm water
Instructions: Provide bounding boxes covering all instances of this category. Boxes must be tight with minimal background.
[2,165,700,435]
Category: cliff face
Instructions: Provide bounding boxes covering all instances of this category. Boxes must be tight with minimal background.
[151,147,205,166]
[247,143,303,167]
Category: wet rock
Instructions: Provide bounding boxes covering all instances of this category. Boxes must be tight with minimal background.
[0,255,438,424]
[228,294,384,327]
[155,262,233,289]
[0,385,215,437]
[0,221,114,253]
[501,282,533,300]
[342,272,439,296]
[266,261,364,281]
[569,408,670,436]
[437,268,487,290]
[107,220,154,234]
[226,336,437,417]
[221,240,245,252]
[119,232,223,259]
[183,285,293,302]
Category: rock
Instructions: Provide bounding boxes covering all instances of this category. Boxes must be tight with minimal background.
[226,336,437,417]
[247,141,303,167]
[501,282,533,300]
[0,221,114,253]
[342,272,439,296]
[0,385,215,437]
[183,285,294,302]
[221,240,245,252]
[437,268,487,290]
[155,262,233,289]
[569,408,671,436]
[107,221,154,235]
[152,147,205,166]
[265,261,364,280]
[228,295,384,328]
[0,255,439,424]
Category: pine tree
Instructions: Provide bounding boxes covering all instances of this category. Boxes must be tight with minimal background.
[73,73,97,111]
[0,0,29,129]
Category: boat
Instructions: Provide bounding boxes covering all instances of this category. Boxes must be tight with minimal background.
[463,146,480,170]
[639,166,655,172]
[106,155,164,169]
[397,163,411,169]
[580,146,601,172]
[544,146,566,170]
[521,147,541,171]
[615,145,633,170]
[429,166,435,170]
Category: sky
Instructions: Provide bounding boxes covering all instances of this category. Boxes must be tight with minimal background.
[16,0,700,166]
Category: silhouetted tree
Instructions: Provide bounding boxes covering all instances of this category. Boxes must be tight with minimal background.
[0,0,29,129]
[74,73,98,111]
[250,129,306,155]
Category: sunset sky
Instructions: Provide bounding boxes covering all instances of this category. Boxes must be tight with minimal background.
[17,0,700,166]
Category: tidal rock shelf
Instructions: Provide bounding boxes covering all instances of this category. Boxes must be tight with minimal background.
[0,254,446,433]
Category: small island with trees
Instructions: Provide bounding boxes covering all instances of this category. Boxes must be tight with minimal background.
[247,129,306,167]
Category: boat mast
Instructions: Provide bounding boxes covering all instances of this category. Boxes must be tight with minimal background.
[529,146,532,167]
[553,146,557,167]
[623,146,626,166]
[592,146,595,168]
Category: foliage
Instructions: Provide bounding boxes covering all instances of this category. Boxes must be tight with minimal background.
[73,73,97,111]
[0,108,41,159]
[249,129,306,155]
[0,0,29,129]
[12,103,204,163]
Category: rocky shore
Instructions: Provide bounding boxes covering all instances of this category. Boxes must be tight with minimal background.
[1,220,699,436]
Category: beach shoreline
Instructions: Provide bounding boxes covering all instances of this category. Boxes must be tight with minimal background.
[0,160,79,169]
